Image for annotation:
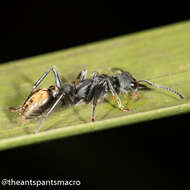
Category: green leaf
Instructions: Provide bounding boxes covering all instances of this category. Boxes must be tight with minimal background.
[0,21,190,151]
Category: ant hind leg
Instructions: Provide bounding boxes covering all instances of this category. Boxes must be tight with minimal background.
[35,93,64,133]
[32,67,62,92]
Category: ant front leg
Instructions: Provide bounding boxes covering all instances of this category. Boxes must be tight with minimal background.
[106,79,130,112]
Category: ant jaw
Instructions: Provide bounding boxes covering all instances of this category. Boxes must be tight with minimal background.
[131,91,139,97]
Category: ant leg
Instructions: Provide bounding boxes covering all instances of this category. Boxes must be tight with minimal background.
[8,106,22,113]
[74,70,87,85]
[91,95,98,122]
[91,71,99,79]
[51,67,62,88]
[31,68,52,92]
[105,79,130,112]
[9,67,63,114]
[35,93,64,133]
[86,83,101,121]
[86,82,97,102]
[21,67,62,107]
[32,67,62,92]
[79,70,87,81]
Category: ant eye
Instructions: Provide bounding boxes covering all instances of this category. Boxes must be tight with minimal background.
[130,82,137,89]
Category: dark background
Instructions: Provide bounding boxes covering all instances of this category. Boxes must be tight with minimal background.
[0,2,190,64]
[0,2,190,190]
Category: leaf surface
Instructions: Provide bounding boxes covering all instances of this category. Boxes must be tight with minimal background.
[0,21,190,151]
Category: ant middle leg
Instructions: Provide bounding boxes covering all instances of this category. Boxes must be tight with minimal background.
[91,96,98,122]
[105,79,130,112]
[90,87,103,122]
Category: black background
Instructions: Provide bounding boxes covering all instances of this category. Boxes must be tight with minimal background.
[0,2,190,190]
[0,2,190,63]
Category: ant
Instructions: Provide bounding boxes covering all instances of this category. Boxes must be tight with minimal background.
[74,70,131,122]
[9,67,184,133]
[74,68,184,122]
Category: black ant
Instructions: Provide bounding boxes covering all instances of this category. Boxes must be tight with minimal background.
[74,70,131,122]
[9,67,184,133]
[74,68,184,122]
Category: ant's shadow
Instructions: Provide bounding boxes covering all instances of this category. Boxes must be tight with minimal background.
[71,102,116,123]
[72,106,88,123]
[69,96,130,124]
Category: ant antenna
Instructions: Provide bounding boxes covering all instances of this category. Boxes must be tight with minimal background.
[137,79,184,99]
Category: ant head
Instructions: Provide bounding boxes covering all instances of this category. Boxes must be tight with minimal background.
[114,72,139,93]
[48,85,60,98]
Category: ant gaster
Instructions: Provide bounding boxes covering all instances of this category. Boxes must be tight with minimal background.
[9,67,77,133]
